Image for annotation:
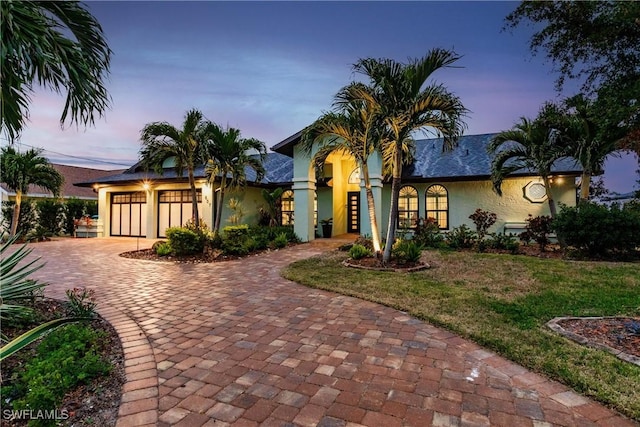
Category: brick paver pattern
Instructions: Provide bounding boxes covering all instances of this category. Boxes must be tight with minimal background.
[28,238,637,427]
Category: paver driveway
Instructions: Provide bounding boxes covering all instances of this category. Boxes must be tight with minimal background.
[28,238,636,427]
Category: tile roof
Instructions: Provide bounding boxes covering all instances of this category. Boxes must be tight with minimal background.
[405,133,581,181]
[1,164,125,199]
[74,133,582,189]
[74,153,293,187]
[273,132,582,181]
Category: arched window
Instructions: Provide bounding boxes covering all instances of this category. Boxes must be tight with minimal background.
[348,167,361,184]
[398,185,419,229]
[426,184,448,229]
[281,190,294,225]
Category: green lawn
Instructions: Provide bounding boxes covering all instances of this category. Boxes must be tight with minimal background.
[282,249,640,420]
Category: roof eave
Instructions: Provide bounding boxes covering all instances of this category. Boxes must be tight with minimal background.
[271,130,302,157]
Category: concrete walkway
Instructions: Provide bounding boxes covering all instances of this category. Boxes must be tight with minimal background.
[28,238,637,427]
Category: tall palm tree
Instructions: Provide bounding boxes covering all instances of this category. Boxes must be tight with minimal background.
[0,146,64,237]
[1,1,111,141]
[140,109,207,227]
[302,82,388,253]
[353,50,467,263]
[488,113,568,217]
[201,124,266,232]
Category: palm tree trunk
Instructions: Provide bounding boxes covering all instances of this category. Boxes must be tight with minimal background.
[382,148,403,263]
[579,171,591,202]
[542,176,557,218]
[214,175,227,232]
[10,191,22,237]
[188,168,200,228]
[361,163,381,254]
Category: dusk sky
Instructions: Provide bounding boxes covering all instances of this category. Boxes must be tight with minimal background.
[5,1,638,193]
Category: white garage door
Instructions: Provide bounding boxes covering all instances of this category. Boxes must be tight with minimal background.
[158,190,202,238]
[111,192,147,237]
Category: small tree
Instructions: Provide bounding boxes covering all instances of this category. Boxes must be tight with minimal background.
[1,147,64,237]
[258,188,284,227]
[520,215,554,252]
[469,209,497,242]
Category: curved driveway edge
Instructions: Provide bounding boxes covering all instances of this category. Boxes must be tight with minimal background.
[28,238,638,427]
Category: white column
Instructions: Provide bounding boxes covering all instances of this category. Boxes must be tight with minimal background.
[293,178,316,242]
[145,189,157,239]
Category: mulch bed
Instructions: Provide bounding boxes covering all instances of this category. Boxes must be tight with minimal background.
[1,299,125,427]
[343,257,429,272]
[119,246,292,264]
[557,317,640,359]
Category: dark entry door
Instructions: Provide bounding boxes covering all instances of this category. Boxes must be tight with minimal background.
[347,191,360,233]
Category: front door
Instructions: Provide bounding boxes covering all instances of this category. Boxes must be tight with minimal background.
[347,191,360,233]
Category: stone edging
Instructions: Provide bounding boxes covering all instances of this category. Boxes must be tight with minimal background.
[342,259,430,273]
[546,316,640,367]
[97,304,159,427]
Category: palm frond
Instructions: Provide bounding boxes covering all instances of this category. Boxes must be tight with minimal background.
[0,1,111,140]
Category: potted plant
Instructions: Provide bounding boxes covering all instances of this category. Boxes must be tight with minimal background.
[320,218,333,238]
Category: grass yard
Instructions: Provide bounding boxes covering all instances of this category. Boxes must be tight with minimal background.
[282,249,640,420]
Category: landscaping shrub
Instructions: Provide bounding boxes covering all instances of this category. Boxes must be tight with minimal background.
[64,198,87,235]
[165,226,205,255]
[271,232,289,249]
[4,324,111,425]
[248,225,299,244]
[392,239,424,263]
[151,240,166,253]
[349,244,373,260]
[469,208,497,242]
[35,199,64,235]
[488,232,520,254]
[413,217,445,248]
[553,202,640,256]
[221,225,250,256]
[446,224,476,249]
[155,242,172,257]
[242,238,260,253]
[26,226,53,242]
[85,200,98,217]
[2,200,36,237]
[520,215,553,251]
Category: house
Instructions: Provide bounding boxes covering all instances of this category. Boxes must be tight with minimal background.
[75,133,581,240]
[0,164,125,202]
[0,164,125,229]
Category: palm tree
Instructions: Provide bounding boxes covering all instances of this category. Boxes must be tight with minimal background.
[0,147,64,237]
[488,112,568,217]
[259,188,284,227]
[353,50,467,263]
[140,109,207,227]
[201,124,266,232]
[561,95,622,202]
[1,1,111,141]
[302,82,388,253]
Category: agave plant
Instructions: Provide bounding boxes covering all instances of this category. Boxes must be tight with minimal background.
[0,235,78,361]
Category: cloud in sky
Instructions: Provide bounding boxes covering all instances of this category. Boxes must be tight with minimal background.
[4,1,637,192]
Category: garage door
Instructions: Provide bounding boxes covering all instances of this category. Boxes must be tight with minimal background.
[111,192,147,237]
[158,190,202,238]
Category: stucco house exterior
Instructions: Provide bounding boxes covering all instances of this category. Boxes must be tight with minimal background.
[75,133,582,240]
